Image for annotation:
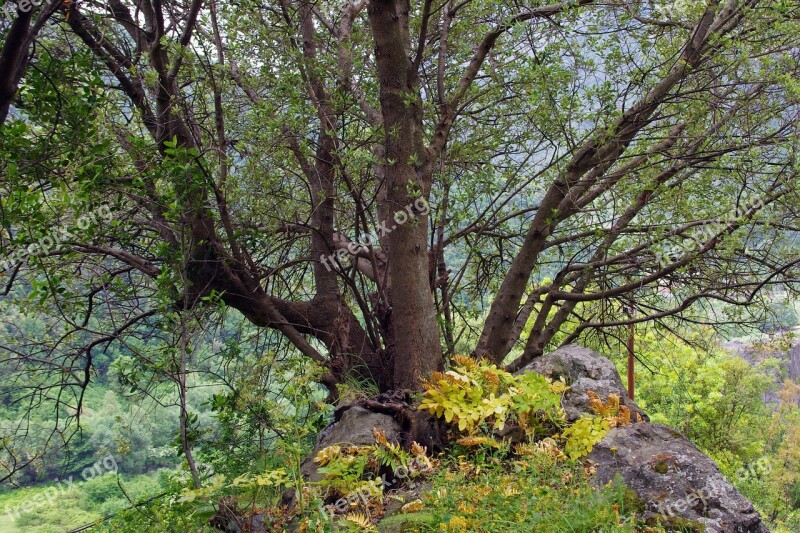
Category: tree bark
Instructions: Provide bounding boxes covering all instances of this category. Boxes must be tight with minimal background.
[367,0,443,390]
[0,7,34,125]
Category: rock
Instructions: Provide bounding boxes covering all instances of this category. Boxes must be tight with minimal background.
[516,344,767,531]
[300,406,402,482]
[210,496,268,532]
[381,482,431,520]
[588,423,769,532]
[515,344,648,423]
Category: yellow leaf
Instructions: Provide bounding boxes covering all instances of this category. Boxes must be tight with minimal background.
[343,512,374,530]
[456,436,501,448]
[402,499,424,513]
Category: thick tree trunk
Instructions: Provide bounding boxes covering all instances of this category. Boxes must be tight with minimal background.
[385,217,443,389]
[368,0,443,390]
[0,8,34,126]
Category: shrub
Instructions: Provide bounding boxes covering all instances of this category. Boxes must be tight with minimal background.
[419,355,566,437]
[420,356,633,459]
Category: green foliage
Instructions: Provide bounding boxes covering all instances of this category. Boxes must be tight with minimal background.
[336,373,380,404]
[632,330,775,463]
[405,453,643,531]
[82,473,161,506]
[314,444,380,500]
[760,300,799,333]
[197,339,332,482]
[312,430,428,501]
[0,471,168,533]
[561,416,611,461]
[419,355,567,436]
[419,355,633,461]
[561,391,641,460]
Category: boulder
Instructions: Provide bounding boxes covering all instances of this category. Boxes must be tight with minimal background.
[588,423,768,532]
[210,496,268,532]
[515,344,648,423]
[300,406,402,482]
[517,344,767,531]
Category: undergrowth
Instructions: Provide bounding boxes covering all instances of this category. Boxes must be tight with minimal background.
[98,358,655,531]
[386,450,645,532]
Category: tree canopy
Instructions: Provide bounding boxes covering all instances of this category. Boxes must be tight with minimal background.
[1,0,800,472]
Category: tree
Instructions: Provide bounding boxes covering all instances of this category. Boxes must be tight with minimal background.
[1,0,799,413]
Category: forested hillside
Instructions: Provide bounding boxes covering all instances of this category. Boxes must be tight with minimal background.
[2,0,800,531]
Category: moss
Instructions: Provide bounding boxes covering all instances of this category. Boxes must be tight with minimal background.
[378,511,439,532]
[648,514,706,532]
[654,461,670,474]
[652,453,676,474]
[622,487,647,515]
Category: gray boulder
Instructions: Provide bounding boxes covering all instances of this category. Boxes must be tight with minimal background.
[517,344,767,531]
[588,423,768,532]
[300,406,402,482]
[515,344,648,423]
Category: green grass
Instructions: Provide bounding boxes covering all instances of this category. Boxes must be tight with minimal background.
[0,483,99,533]
[0,471,166,533]
[379,451,646,532]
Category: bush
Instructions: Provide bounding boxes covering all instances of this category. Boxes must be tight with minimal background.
[632,334,774,462]
[419,355,566,437]
[99,497,130,517]
[13,490,98,532]
[83,474,122,504]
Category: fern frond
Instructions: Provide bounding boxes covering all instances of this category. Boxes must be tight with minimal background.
[456,436,501,448]
[401,499,425,513]
[373,428,389,446]
[343,511,374,529]
[451,354,477,368]
[314,445,341,466]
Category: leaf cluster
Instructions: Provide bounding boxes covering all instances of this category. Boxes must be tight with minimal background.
[312,428,431,501]
[561,393,638,460]
[419,355,567,436]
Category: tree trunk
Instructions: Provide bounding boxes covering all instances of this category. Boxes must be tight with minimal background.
[368,0,443,390]
[0,8,34,126]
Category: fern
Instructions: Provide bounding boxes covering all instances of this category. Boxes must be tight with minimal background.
[419,356,567,436]
[456,436,502,448]
[561,415,612,460]
[560,391,642,459]
[342,511,377,531]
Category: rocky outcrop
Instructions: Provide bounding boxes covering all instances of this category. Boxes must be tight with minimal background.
[515,344,648,423]
[518,344,768,532]
[293,344,768,532]
[589,423,768,532]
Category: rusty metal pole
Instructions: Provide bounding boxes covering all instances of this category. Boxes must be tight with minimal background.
[627,322,635,400]
[626,302,635,400]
